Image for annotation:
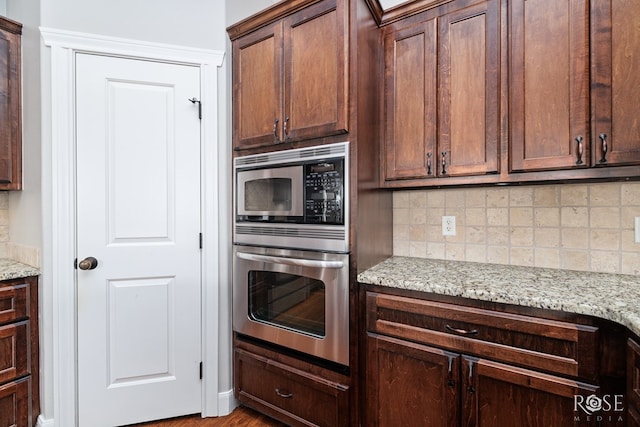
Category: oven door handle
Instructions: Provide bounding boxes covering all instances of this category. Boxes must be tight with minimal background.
[235,252,345,269]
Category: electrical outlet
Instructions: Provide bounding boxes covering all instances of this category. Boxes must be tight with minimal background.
[635,216,640,244]
[442,216,456,236]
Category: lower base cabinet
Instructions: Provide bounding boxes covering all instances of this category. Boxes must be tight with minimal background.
[0,377,29,427]
[234,337,350,427]
[629,339,640,427]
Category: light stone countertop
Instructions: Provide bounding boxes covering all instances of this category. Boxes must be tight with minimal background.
[357,256,640,338]
[0,258,40,281]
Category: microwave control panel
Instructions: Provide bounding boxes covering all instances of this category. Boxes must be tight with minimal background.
[304,160,344,224]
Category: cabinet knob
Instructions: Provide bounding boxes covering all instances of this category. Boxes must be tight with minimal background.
[599,133,608,164]
[78,257,99,271]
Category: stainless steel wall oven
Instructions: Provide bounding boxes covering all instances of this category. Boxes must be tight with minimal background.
[232,142,350,367]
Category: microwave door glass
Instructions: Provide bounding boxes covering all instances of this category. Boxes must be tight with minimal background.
[244,178,292,212]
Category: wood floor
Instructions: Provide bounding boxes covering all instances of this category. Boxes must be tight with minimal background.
[130,406,287,427]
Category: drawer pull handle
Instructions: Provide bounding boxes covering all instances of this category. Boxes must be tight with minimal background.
[599,133,608,163]
[575,136,584,165]
[275,388,293,399]
[445,324,479,336]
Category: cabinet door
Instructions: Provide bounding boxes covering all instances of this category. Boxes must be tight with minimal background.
[0,22,21,190]
[462,357,600,427]
[383,19,437,181]
[232,23,283,151]
[509,0,590,172]
[629,339,640,427]
[591,0,640,167]
[283,0,347,143]
[366,334,459,427]
[439,0,499,177]
[0,377,29,427]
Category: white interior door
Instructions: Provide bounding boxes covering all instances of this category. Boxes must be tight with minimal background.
[76,53,202,426]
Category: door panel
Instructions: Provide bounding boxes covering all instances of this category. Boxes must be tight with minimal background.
[76,53,202,426]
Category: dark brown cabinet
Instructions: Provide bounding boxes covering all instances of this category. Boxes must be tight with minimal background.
[0,17,22,190]
[0,276,38,427]
[364,290,607,427]
[234,337,350,427]
[383,0,500,184]
[230,0,348,151]
[629,338,640,427]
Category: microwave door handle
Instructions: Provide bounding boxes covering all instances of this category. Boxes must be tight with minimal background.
[235,252,344,269]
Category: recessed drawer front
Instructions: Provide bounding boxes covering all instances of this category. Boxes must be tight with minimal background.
[0,376,29,427]
[0,283,28,325]
[366,292,599,381]
[0,321,29,384]
[235,348,349,427]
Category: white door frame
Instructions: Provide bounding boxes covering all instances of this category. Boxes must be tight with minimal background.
[40,28,224,427]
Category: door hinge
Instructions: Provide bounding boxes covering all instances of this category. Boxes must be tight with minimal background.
[188,97,202,119]
[199,232,203,249]
[199,361,203,379]
[74,258,78,269]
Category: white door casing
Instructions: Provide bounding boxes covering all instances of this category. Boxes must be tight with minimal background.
[76,54,201,426]
[40,29,225,427]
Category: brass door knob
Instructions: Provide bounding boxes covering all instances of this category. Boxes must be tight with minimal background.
[78,256,99,270]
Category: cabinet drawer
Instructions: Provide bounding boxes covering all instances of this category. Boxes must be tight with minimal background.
[0,321,29,384]
[0,376,29,427]
[235,348,349,427]
[0,283,28,325]
[366,292,599,381]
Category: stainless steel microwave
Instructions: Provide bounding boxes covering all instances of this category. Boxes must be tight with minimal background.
[233,142,349,253]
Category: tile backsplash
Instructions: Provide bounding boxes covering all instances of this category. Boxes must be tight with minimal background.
[0,193,8,258]
[393,181,640,275]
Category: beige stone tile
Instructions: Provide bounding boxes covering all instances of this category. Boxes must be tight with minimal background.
[410,208,427,225]
[510,187,534,206]
[621,207,640,230]
[393,208,410,225]
[427,207,446,225]
[561,228,589,249]
[621,252,640,275]
[589,250,620,273]
[487,246,509,264]
[535,228,560,248]
[445,243,465,260]
[561,206,589,228]
[0,243,6,258]
[409,191,428,208]
[394,241,410,256]
[466,244,487,263]
[589,183,620,206]
[534,207,560,227]
[0,226,8,242]
[0,193,8,209]
[427,225,445,243]
[0,211,8,226]
[510,207,533,227]
[487,227,509,245]
[465,189,486,207]
[534,248,560,269]
[446,189,465,208]
[510,247,534,266]
[621,182,640,206]
[534,186,560,207]
[466,208,487,227]
[561,185,588,206]
[590,229,620,251]
[486,188,509,207]
[393,191,410,208]
[426,242,446,259]
[560,250,589,272]
[510,227,534,247]
[410,224,427,241]
[590,207,620,229]
[394,224,410,242]
[621,230,640,252]
[427,190,446,207]
[487,208,509,226]
[467,226,487,244]
[409,241,427,258]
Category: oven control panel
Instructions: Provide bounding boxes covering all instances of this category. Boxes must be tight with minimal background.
[304,160,344,224]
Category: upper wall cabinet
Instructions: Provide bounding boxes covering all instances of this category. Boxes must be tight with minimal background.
[229,0,348,152]
[382,0,500,185]
[0,17,21,191]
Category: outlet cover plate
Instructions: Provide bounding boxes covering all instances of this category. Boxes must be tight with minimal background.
[442,216,456,236]
[635,216,640,243]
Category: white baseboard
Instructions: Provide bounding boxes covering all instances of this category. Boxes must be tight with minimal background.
[36,414,55,427]
[217,388,237,416]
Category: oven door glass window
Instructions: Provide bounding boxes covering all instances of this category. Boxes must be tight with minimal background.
[244,178,292,212]
[248,270,325,337]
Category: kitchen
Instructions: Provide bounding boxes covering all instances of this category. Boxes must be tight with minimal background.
[0,0,639,426]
